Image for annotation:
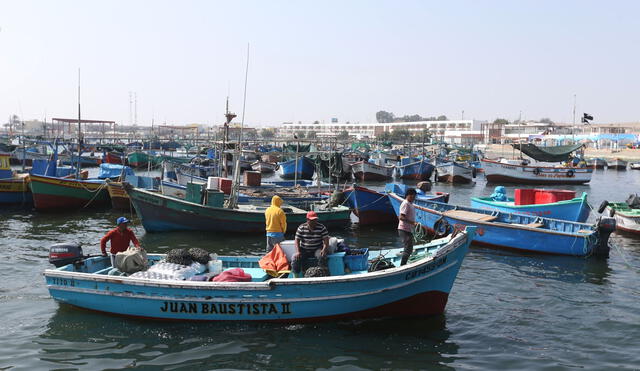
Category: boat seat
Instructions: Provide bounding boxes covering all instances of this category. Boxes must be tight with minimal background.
[525,222,545,228]
[443,209,497,222]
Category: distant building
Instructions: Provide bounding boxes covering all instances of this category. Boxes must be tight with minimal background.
[281,120,486,144]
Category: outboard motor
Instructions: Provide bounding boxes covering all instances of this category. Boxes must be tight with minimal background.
[595,217,616,258]
[49,243,84,267]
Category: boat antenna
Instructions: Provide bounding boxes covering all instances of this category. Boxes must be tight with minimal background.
[227,44,250,209]
[76,68,82,180]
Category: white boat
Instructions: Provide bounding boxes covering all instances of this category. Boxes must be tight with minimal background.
[482,159,592,185]
[630,162,640,170]
[435,161,474,184]
[607,158,627,170]
[251,160,278,173]
[351,160,394,181]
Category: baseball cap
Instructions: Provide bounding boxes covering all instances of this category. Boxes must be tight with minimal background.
[116,217,130,225]
[306,211,318,220]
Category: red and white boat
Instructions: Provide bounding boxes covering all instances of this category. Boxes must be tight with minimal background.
[351,160,394,181]
[482,159,592,185]
[435,161,474,184]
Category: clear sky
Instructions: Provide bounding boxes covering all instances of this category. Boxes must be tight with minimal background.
[1,0,638,126]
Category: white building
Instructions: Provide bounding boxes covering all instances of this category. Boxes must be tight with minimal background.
[280,120,486,144]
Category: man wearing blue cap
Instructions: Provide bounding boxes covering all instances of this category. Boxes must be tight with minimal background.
[100,217,140,264]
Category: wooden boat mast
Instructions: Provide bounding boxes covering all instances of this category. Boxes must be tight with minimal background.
[76,68,82,180]
[227,44,250,209]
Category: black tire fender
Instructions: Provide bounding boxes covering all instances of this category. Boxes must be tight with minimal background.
[567,169,575,177]
[434,217,451,238]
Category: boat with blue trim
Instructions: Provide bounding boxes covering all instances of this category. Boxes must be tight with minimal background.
[395,158,434,181]
[471,187,590,222]
[43,226,475,321]
[388,192,615,258]
[278,156,315,180]
[343,184,449,225]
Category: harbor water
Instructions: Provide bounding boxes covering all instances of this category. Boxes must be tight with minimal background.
[1,170,639,370]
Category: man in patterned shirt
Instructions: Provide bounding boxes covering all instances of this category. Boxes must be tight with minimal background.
[292,211,329,275]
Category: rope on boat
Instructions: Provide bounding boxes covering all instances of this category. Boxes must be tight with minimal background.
[81,182,108,208]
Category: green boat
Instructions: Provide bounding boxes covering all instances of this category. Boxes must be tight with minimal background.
[600,198,640,234]
[124,184,352,233]
[127,151,150,168]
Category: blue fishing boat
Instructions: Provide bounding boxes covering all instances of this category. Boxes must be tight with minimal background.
[343,184,449,226]
[43,226,475,321]
[471,188,590,222]
[395,158,435,180]
[279,156,315,180]
[388,192,615,258]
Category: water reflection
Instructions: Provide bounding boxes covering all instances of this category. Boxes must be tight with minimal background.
[468,246,612,284]
[41,304,458,370]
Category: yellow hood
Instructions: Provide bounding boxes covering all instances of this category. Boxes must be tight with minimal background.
[271,195,283,207]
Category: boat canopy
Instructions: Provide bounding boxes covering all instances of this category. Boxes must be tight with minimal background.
[512,143,584,162]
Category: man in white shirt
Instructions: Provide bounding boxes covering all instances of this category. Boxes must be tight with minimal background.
[397,188,418,265]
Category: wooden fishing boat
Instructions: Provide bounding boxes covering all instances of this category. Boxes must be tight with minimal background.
[599,198,640,234]
[106,175,160,211]
[351,160,394,181]
[251,160,278,173]
[125,185,351,233]
[0,153,31,205]
[471,189,590,222]
[607,158,627,170]
[103,151,125,165]
[388,192,616,258]
[127,151,150,168]
[395,159,434,181]
[482,159,592,184]
[278,156,315,180]
[43,226,475,321]
[343,185,449,225]
[435,161,474,183]
[29,173,110,210]
[586,158,607,169]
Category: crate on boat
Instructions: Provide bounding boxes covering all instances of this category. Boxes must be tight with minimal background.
[345,248,369,271]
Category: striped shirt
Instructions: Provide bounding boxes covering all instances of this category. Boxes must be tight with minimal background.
[295,222,329,251]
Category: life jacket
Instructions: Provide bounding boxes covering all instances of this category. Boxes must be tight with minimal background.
[259,243,291,277]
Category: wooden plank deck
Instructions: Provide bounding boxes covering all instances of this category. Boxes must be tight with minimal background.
[443,209,497,222]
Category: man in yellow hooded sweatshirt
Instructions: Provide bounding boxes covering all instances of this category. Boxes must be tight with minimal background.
[265,195,287,252]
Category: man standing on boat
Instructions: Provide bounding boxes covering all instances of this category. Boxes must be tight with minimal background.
[293,211,329,275]
[265,195,287,252]
[398,188,418,266]
[100,217,140,266]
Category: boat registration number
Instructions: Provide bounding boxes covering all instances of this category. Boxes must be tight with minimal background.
[50,277,76,287]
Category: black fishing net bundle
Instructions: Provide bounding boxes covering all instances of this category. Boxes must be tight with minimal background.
[304,266,329,277]
[188,248,211,265]
[166,248,192,265]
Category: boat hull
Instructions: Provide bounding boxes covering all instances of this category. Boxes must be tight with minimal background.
[126,187,350,233]
[470,193,590,222]
[279,157,315,180]
[0,177,32,204]
[482,159,592,184]
[44,231,472,321]
[397,160,434,181]
[389,193,604,257]
[436,162,473,184]
[344,186,448,225]
[351,161,394,181]
[106,181,131,211]
[605,205,640,234]
[29,174,110,210]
